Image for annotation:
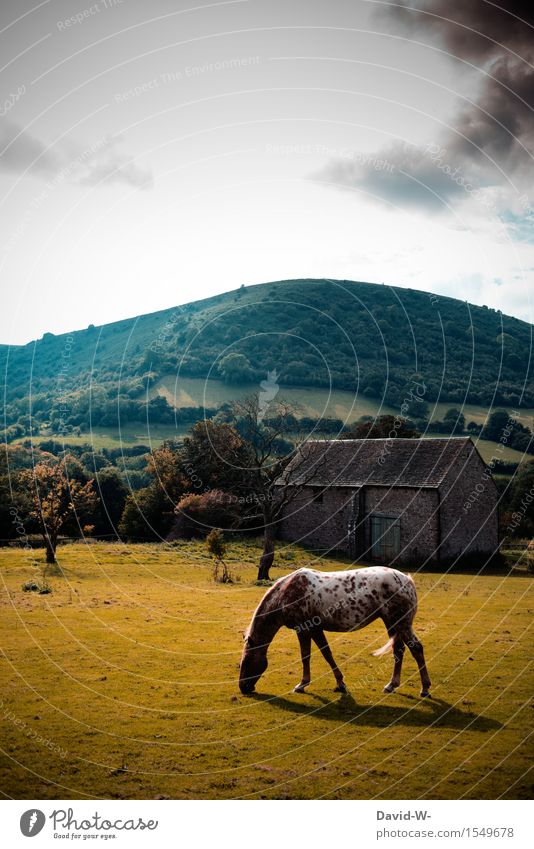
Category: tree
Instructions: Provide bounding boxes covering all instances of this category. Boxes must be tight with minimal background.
[342,415,420,440]
[226,395,324,580]
[92,467,129,536]
[481,410,533,453]
[443,408,466,434]
[174,489,241,537]
[218,352,253,383]
[504,460,534,538]
[481,410,512,442]
[511,432,533,453]
[182,420,249,493]
[466,420,482,435]
[19,459,98,563]
[147,441,189,503]
[0,448,21,542]
[118,485,170,541]
[405,398,429,423]
[181,398,321,580]
[118,441,190,540]
[147,395,174,423]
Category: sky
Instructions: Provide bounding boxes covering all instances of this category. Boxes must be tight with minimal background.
[0,0,533,344]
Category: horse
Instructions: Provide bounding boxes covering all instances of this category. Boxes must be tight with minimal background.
[239,566,431,697]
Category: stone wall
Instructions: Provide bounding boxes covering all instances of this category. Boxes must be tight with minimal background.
[279,486,355,553]
[439,441,499,559]
[361,486,439,564]
[279,484,440,562]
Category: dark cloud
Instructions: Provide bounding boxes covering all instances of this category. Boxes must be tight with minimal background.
[316,2,534,216]
[314,143,470,212]
[386,1,534,61]
[0,121,153,189]
[391,2,534,176]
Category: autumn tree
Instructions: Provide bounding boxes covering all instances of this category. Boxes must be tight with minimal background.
[147,441,189,503]
[20,459,98,563]
[174,489,241,537]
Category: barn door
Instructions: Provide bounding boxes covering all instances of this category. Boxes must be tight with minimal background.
[370,515,401,563]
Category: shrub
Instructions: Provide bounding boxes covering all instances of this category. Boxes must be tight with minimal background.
[174,490,241,538]
[22,579,51,594]
[206,528,233,583]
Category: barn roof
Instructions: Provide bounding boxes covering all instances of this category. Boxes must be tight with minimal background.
[281,437,474,489]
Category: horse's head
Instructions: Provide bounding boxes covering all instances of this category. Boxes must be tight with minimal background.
[239,633,268,694]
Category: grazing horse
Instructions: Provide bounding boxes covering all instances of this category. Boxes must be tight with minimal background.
[239,566,431,697]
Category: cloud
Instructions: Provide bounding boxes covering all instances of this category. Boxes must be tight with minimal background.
[314,142,478,212]
[395,2,534,179]
[385,1,534,60]
[0,121,153,189]
[68,135,153,189]
[314,2,534,222]
[0,121,60,176]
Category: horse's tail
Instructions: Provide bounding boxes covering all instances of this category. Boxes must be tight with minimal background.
[372,635,395,657]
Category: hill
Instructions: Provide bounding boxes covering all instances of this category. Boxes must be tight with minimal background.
[1,278,533,441]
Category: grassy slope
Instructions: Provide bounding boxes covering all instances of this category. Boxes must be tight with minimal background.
[149,374,398,420]
[24,423,190,450]
[23,375,525,461]
[0,542,531,800]
[150,374,534,430]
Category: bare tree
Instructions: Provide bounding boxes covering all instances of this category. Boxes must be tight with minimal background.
[229,395,326,580]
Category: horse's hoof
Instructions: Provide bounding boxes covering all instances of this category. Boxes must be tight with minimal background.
[334,683,347,693]
[383,684,396,694]
[420,690,431,698]
[293,685,308,693]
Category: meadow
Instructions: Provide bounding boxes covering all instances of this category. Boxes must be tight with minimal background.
[149,375,534,433]
[0,541,532,800]
[21,375,532,464]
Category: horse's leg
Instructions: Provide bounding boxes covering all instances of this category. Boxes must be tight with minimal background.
[383,634,405,693]
[311,628,347,692]
[405,630,431,697]
[294,630,312,693]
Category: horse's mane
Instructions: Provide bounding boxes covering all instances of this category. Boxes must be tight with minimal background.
[244,574,289,641]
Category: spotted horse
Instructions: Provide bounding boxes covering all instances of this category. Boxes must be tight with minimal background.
[239,566,431,697]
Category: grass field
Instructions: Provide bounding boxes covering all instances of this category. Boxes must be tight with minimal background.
[0,541,532,800]
[19,376,533,465]
[18,423,190,451]
[427,434,527,465]
[149,375,398,421]
[149,375,534,432]
[22,425,528,468]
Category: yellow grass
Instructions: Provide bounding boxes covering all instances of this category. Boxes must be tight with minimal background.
[0,542,532,800]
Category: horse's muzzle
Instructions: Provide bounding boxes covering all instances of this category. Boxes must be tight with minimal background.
[239,681,255,695]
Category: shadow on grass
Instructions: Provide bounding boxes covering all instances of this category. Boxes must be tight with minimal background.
[250,691,502,732]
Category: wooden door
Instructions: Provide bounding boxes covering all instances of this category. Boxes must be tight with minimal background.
[370,515,401,562]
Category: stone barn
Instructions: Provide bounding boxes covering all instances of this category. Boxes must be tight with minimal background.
[279,437,499,566]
